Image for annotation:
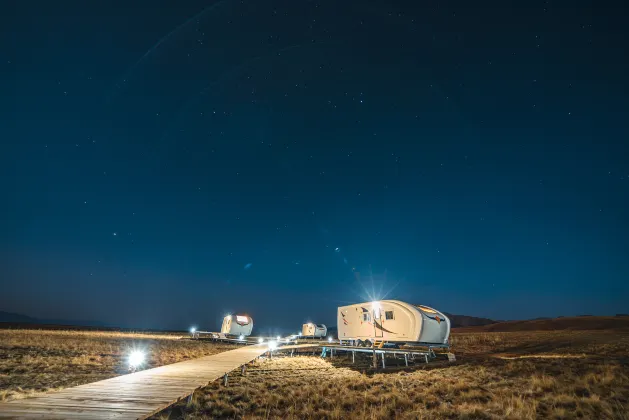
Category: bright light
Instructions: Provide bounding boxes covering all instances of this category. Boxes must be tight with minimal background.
[128,350,145,368]
[328,337,333,343]
[239,335,244,341]
[268,341,278,350]
[371,301,381,318]
[258,337,264,343]
[276,335,281,340]
[190,327,196,334]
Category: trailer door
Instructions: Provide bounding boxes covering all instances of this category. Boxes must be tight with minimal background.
[373,307,384,338]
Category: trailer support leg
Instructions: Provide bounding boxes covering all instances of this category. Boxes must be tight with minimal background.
[382,353,386,369]
[424,355,428,364]
[352,351,355,364]
[223,373,228,386]
[404,354,408,367]
[241,365,246,376]
[187,392,194,404]
[291,349,294,357]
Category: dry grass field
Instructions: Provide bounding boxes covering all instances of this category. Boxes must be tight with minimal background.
[1,323,628,419]
[154,329,629,420]
[0,329,233,402]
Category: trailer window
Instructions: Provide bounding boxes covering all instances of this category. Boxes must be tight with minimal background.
[362,313,371,322]
[385,311,394,320]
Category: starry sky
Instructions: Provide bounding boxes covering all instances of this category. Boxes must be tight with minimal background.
[2,0,628,332]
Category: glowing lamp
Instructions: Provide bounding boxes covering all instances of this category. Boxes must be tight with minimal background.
[128,350,145,368]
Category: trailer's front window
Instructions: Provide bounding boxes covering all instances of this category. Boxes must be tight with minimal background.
[385,311,394,320]
[362,313,371,322]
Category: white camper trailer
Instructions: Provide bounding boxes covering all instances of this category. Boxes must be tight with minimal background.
[302,323,327,338]
[337,300,450,346]
[220,314,253,336]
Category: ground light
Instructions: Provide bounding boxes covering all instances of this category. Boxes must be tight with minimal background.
[268,341,278,350]
[190,327,196,334]
[258,337,264,343]
[328,336,333,343]
[238,335,244,341]
[128,350,145,371]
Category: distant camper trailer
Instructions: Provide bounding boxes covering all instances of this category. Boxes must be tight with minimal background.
[302,323,327,338]
[337,300,450,346]
[221,315,253,336]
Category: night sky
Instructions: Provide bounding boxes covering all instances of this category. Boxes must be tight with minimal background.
[2,0,628,332]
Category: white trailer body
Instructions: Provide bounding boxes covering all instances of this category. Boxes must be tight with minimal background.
[220,314,253,336]
[337,300,450,345]
[302,323,327,337]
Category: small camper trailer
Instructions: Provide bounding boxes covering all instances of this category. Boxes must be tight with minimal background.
[221,314,253,336]
[302,323,327,338]
[337,300,450,346]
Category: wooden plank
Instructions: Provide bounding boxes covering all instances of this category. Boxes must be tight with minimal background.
[0,343,269,420]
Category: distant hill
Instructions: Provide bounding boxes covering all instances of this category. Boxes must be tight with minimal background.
[0,311,37,323]
[444,313,497,328]
[0,310,108,329]
[454,316,629,332]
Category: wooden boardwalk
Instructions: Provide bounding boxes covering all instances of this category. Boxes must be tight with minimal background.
[0,343,270,419]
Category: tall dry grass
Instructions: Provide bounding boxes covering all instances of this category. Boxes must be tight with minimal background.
[0,329,234,401]
[155,330,629,419]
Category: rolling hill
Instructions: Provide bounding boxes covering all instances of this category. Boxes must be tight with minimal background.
[0,311,37,323]
[454,316,629,332]
[443,313,497,328]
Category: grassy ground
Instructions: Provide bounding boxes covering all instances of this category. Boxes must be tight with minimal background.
[155,330,629,419]
[0,329,233,401]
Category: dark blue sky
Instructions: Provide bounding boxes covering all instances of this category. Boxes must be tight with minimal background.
[2,0,628,331]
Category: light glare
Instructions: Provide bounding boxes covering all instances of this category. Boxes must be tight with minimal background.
[258,337,264,343]
[268,341,278,350]
[128,350,145,367]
